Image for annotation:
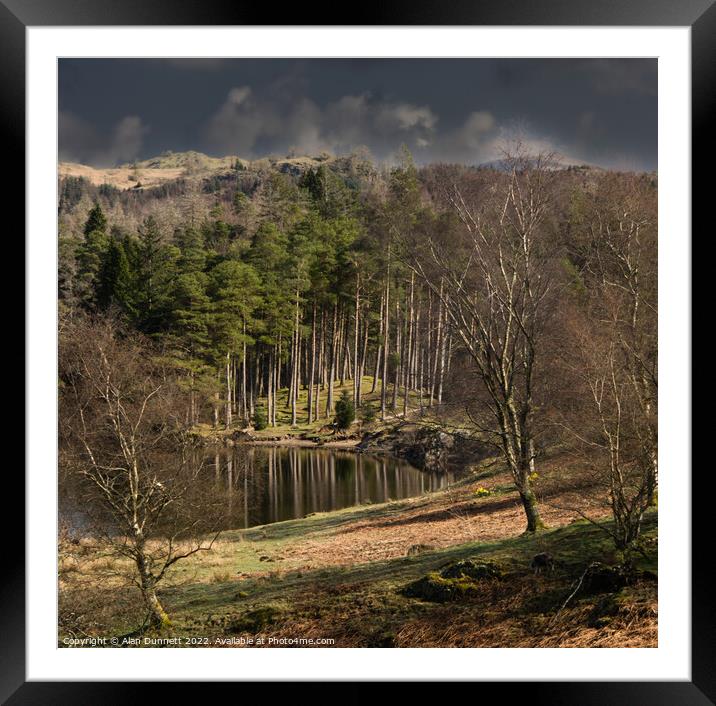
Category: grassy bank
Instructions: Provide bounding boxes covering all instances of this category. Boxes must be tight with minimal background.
[192,375,462,444]
[59,453,657,648]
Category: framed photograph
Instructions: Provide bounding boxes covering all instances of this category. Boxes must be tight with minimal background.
[9,0,709,700]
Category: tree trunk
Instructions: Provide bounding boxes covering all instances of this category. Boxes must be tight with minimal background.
[326,303,338,417]
[315,308,324,420]
[358,315,369,407]
[291,292,300,426]
[136,548,171,628]
[430,281,443,407]
[381,250,390,420]
[518,485,544,533]
[272,342,279,427]
[437,308,447,404]
[189,372,196,426]
[403,272,414,417]
[353,272,360,408]
[267,348,274,427]
[241,323,247,422]
[372,292,383,394]
[225,351,232,430]
[392,298,400,412]
[144,583,171,628]
[308,304,316,424]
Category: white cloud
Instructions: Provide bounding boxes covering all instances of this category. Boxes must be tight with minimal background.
[109,116,148,164]
[434,111,497,160]
[62,78,620,169]
[202,87,439,158]
[376,103,437,132]
[203,87,275,155]
[59,111,148,166]
[203,86,575,167]
[476,123,590,167]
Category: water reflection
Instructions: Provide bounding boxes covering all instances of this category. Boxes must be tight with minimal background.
[210,446,453,529]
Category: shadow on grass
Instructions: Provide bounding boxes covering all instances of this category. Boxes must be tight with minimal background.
[233,495,436,543]
[166,511,657,620]
[332,496,518,536]
[226,463,511,545]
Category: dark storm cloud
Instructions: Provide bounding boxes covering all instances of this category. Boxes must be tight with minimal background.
[58,58,657,170]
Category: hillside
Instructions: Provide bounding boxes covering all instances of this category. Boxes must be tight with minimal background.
[58,150,352,190]
[58,161,186,190]
[59,452,657,648]
[59,148,649,202]
[125,150,240,172]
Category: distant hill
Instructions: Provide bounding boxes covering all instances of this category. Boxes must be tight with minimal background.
[59,149,634,196]
[58,162,186,190]
[125,150,242,172]
[477,155,605,172]
[58,150,352,190]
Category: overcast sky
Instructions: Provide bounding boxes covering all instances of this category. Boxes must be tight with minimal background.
[58,58,657,170]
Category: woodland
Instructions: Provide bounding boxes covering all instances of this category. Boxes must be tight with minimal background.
[58,146,658,646]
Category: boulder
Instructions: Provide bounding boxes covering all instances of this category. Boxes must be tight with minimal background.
[403,429,455,472]
[582,562,636,594]
[359,425,491,473]
[440,559,502,581]
[231,430,255,442]
[402,559,502,602]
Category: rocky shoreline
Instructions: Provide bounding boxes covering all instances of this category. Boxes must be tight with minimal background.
[196,423,491,474]
[357,424,492,473]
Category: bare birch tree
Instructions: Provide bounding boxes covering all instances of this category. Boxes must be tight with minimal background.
[410,149,558,532]
[59,317,224,629]
[558,174,657,548]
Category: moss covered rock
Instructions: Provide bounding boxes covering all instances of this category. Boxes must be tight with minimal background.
[582,562,635,595]
[440,559,502,581]
[402,572,480,602]
[586,594,621,628]
[402,560,502,602]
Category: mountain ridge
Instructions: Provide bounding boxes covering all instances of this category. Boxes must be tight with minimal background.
[59,149,650,191]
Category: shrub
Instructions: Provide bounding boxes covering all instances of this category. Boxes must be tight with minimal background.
[361,402,377,424]
[253,406,268,431]
[334,390,355,430]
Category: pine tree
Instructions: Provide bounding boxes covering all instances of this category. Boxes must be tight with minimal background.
[209,259,262,428]
[174,226,206,275]
[135,216,177,332]
[83,202,108,238]
[300,165,356,219]
[75,203,110,308]
[96,236,135,314]
[162,271,214,427]
[334,389,355,430]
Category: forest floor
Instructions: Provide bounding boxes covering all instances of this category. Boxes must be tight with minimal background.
[59,449,658,648]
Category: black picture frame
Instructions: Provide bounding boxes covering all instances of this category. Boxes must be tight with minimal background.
[7,1,708,702]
